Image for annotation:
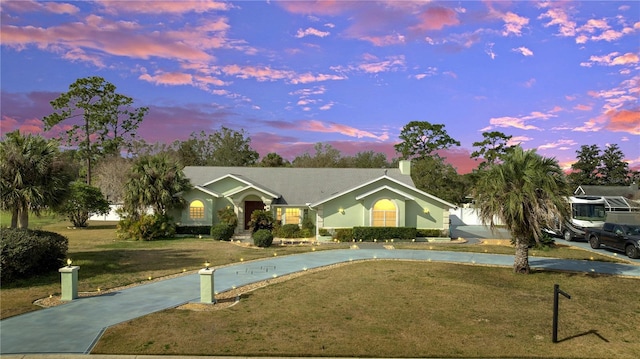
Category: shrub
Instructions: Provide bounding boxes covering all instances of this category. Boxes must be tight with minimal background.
[277,224,302,238]
[416,229,445,238]
[217,206,238,228]
[253,229,273,247]
[353,227,417,241]
[117,213,176,241]
[176,225,211,235]
[211,224,235,241]
[1,228,68,282]
[319,228,331,236]
[248,210,274,233]
[301,216,315,232]
[335,228,353,242]
[300,228,314,238]
[56,181,110,227]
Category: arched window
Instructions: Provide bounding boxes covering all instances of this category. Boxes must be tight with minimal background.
[372,199,396,227]
[189,200,205,219]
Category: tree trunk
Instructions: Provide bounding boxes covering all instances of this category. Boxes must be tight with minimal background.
[513,238,530,274]
[10,207,18,229]
[17,206,29,229]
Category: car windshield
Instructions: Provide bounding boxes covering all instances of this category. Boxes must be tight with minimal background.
[622,225,640,235]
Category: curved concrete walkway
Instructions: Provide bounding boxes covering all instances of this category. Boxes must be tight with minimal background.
[2,247,640,355]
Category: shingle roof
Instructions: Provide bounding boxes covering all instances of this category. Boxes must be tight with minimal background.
[183,166,416,206]
[575,184,639,198]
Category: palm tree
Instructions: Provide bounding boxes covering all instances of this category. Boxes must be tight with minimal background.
[473,146,570,274]
[122,154,192,217]
[0,131,72,228]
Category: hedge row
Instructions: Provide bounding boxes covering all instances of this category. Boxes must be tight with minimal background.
[330,227,446,242]
[353,227,417,241]
[176,225,211,235]
[1,228,69,283]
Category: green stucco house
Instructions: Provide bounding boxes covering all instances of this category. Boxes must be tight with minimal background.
[174,160,456,239]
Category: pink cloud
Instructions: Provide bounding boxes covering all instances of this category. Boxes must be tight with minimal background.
[1,16,213,63]
[358,55,406,73]
[299,120,388,141]
[295,27,330,38]
[486,116,540,131]
[606,109,640,135]
[1,0,79,14]
[139,72,194,86]
[500,11,529,36]
[538,139,577,151]
[276,0,354,16]
[512,46,533,56]
[96,0,230,14]
[574,104,592,111]
[410,6,460,32]
[572,118,605,132]
[612,53,640,65]
[538,6,576,37]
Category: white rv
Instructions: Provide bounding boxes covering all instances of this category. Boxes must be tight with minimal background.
[559,196,606,241]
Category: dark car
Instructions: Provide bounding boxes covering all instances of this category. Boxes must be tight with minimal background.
[587,223,640,259]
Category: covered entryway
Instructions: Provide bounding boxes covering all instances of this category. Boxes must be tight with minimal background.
[244,201,264,230]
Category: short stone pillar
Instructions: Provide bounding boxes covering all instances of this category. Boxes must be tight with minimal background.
[59,266,79,301]
[199,268,216,303]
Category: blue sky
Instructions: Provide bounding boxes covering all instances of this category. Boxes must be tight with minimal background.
[1,0,638,173]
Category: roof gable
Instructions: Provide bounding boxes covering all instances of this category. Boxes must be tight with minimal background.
[310,175,456,209]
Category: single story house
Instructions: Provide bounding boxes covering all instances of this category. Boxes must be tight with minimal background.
[172,160,456,239]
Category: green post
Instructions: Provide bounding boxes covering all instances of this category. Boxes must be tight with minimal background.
[199,268,216,303]
[59,266,79,301]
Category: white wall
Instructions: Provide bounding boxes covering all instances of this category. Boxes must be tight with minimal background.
[90,204,122,221]
[450,208,503,226]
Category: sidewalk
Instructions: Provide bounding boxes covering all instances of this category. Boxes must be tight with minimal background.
[2,248,640,355]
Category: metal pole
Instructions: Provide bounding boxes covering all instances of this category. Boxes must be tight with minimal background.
[552,284,571,343]
[553,284,559,343]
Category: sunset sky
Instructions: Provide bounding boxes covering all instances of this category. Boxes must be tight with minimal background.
[1,0,638,173]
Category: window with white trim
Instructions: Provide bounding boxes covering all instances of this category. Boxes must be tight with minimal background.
[372,199,396,227]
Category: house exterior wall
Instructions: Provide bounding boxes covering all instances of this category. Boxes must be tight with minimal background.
[317,180,449,231]
[178,191,217,226]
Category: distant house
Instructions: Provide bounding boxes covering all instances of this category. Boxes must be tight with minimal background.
[573,183,640,212]
[171,161,457,239]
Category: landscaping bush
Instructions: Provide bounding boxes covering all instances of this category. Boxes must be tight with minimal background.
[353,227,417,241]
[211,224,235,241]
[253,229,273,247]
[417,229,446,238]
[277,224,302,238]
[117,214,176,241]
[335,228,353,242]
[176,226,211,235]
[248,210,274,233]
[217,206,238,228]
[0,228,68,283]
[318,228,331,236]
[301,216,315,233]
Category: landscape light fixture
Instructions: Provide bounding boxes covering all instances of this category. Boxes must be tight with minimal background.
[204,261,210,270]
[66,258,72,267]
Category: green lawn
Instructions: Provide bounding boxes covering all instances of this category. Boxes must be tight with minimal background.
[3,217,639,357]
[93,261,640,358]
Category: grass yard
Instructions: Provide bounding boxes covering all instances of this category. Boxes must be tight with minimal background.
[93,261,640,358]
[1,219,348,319]
[3,216,639,357]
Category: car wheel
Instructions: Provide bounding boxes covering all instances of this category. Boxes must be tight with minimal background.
[563,230,573,242]
[589,235,600,249]
[625,245,640,259]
